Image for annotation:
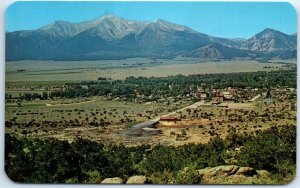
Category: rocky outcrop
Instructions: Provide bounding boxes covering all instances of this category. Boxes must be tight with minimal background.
[257,170,271,177]
[236,167,258,176]
[126,175,147,184]
[101,177,124,184]
[99,166,270,184]
[197,165,268,184]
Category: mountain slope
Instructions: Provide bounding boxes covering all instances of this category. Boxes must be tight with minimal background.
[189,43,244,59]
[241,28,296,52]
[81,14,147,40]
[134,19,212,57]
[5,14,297,61]
[38,20,94,39]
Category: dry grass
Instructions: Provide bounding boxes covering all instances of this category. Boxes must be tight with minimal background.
[6,59,287,82]
[6,98,296,147]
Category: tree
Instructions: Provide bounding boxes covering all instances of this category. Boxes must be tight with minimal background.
[42,92,48,100]
[236,126,296,173]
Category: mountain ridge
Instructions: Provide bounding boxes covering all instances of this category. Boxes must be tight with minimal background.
[6,14,297,61]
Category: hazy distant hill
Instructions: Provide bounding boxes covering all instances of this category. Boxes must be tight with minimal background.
[6,14,297,61]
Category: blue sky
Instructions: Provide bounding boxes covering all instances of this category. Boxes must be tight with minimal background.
[6,1,297,39]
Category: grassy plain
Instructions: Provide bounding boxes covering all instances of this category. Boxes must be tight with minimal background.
[6,96,191,122]
[6,58,288,83]
[6,95,194,144]
[6,96,296,146]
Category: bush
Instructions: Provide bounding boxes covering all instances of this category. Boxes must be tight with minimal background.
[148,170,175,184]
[5,125,296,184]
[236,126,296,173]
[84,170,102,183]
[175,167,201,184]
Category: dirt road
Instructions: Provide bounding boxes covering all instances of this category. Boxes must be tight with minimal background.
[45,98,101,107]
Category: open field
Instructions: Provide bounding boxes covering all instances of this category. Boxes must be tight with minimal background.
[5,96,193,144]
[6,59,291,82]
[151,100,295,146]
[5,95,296,146]
[6,96,192,123]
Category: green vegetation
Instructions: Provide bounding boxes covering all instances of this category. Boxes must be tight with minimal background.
[33,68,296,100]
[5,125,296,184]
[237,126,296,175]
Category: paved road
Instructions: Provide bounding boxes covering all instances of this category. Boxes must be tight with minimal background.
[249,94,261,102]
[162,101,204,117]
[122,101,205,137]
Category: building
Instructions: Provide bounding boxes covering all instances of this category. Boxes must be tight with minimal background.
[212,92,224,104]
[228,88,238,96]
[159,116,181,126]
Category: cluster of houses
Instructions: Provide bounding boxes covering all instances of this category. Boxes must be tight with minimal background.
[125,86,260,105]
[198,87,297,105]
[105,86,296,110]
[196,87,260,104]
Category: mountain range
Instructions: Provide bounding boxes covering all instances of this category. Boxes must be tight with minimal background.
[6,14,297,61]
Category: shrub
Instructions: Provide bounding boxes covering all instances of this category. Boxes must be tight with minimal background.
[175,167,201,184]
[236,126,296,173]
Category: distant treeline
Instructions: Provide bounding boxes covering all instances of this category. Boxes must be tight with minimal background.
[5,125,296,183]
[46,68,296,100]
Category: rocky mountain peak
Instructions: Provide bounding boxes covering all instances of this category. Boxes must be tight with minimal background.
[145,18,195,33]
[241,28,296,52]
[86,14,147,40]
[39,20,94,38]
[94,13,125,24]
